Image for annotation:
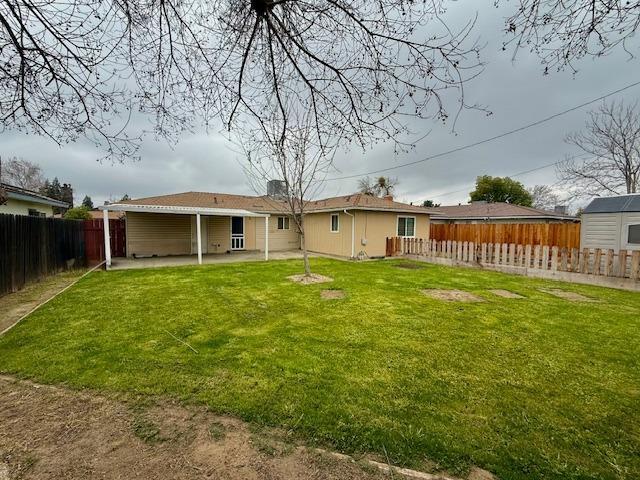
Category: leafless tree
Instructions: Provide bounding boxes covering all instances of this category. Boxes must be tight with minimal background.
[502,0,640,73]
[243,112,333,276]
[358,176,399,197]
[1,0,484,161]
[557,101,640,198]
[0,156,44,190]
[528,184,561,210]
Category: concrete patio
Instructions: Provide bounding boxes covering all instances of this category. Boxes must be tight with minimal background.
[108,250,305,270]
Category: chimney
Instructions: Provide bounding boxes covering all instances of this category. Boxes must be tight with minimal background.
[267,179,287,199]
[554,205,568,215]
[383,194,393,201]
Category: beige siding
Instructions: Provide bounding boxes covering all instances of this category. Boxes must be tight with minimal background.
[304,210,430,257]
[580,213,621,250]
[126,212,191,256]
[255,216,300,251]
[207,215,231,253]
[0,199,54,217]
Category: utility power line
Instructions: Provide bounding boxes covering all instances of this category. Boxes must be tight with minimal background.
[322,79,640,183]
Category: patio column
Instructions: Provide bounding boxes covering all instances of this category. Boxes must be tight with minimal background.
[103,209,111,269]
[265,215,269,261]
[196,213,202,265]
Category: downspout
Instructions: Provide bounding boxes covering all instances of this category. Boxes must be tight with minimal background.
[343,209,355,258]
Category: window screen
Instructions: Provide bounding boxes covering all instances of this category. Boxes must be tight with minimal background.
[628,224,640,244]
[331,214,339,232]
[277,216,289,230]
[397,216,415,236]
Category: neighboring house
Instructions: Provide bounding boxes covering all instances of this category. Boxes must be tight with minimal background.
[99,191,434,262]
[0,182,68,217]
[88,210,124,220]
[580,194,640,251]
[431,201,579,224]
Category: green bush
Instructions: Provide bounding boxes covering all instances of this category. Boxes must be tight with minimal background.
[63,206,92,220]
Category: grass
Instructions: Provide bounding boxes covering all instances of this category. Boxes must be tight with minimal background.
[0,258,638,479]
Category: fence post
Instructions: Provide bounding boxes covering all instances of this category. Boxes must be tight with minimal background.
[541,246,549,270]
[524,245,532,269]
[604,249,614,276]
[593,249,602,275]
[560,248,568,271]
[631,251,640,280]
[551,247,559,271]
[617,250,628,277]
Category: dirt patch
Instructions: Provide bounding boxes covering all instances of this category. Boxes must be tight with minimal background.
[395,262,424,270]
[321,290,345,300]
[489,289,524,299]
[421,289,484,302]
[539,289,596,302]
[0,376,386,480]
[288,274,333,285]
[0,269,86,333]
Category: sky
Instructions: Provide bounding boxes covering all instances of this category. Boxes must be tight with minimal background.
[1,2,639,208]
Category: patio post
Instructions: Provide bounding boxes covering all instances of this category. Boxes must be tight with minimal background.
[265,215,269,261]
[103,209,111,269]
[196,213,202,265]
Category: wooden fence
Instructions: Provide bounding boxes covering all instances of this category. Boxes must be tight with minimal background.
[0,214,86,296]
[429,223,581,249]
[84,218,126,264]
[386,237,640,281]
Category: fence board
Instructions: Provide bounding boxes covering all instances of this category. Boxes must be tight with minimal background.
[0,214,86,296]
[430,222,580,249]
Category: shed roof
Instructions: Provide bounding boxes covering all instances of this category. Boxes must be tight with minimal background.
[583,194,640,214]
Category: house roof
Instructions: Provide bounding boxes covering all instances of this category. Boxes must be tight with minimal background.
[103,191,435,215]
[583,194,640,214]
[431,202,578,221]
[1,182,69,208]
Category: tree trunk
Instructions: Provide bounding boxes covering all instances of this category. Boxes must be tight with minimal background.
[299,218,312,276]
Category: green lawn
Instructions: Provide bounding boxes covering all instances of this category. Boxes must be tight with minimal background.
[0,258,638,479]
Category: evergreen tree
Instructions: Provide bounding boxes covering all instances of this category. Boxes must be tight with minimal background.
[82,195,94,209]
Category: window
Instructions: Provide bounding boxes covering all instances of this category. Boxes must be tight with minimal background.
[28,209,45,217]
[277,216,290,230]
[397,216,416,237]
[330,213,339,232]
[627,224,640,245]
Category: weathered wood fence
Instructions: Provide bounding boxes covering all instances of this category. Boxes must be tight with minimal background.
[386,237,640,281]
[430,223,581,250]
[0,214,86,296]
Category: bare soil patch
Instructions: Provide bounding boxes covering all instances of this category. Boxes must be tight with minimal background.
[421,289,484,302]
[288,274,333,285]
[321,290,345,300]
[489,289,524,299]
[539,289,596,302]
[0,269,86,333]
[0,376,385,480]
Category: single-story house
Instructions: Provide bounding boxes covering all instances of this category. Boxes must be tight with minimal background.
[0,182,68,217]
[431,201,579,224]
[99,191,434,266]
[580,194,640,251]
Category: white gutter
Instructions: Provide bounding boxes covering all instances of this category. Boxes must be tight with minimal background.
[343,209,355,258]
[98,203,269,218]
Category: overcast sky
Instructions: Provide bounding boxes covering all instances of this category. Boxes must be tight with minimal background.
[2,2,639,208]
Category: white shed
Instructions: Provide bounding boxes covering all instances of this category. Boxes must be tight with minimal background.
[580,194,640,251]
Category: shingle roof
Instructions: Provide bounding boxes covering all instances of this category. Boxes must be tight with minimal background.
[583,194,640,213]
[432,202,577,220]
[109,191,434,215]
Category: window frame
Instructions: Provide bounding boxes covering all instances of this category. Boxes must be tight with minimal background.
[396,215,416,238]
[623,222,640,248]
[277,216,290,230]
[330,213,340,233]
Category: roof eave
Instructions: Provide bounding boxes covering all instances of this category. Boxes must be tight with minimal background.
[7,191,69,208]
[100,203,270,217]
